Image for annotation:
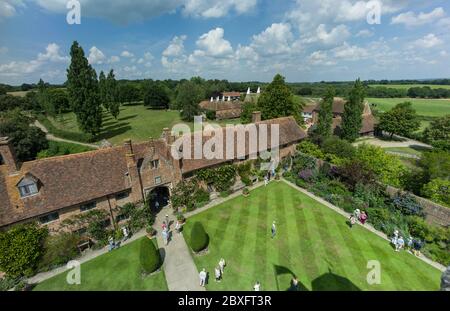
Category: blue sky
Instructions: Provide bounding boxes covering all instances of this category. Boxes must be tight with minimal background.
[0,0,449,84]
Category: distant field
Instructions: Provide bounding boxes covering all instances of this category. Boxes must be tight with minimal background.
[369,84,450,90]
[46,104,246,145]
[367,97,450,117]
[6,91,30,97]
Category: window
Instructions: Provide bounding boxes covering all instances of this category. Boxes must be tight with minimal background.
[150,160,159,169]
[115,191,129,201]
[17,176,39,198]
[80,201,96,212]
[0,155,4,165]
[40,212,59,224]
[155,176,162,185]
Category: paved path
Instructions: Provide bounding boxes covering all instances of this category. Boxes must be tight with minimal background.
[354,136,431,149]
[26,230,147,284]
[155,209,205,291]
[282,179,446,272]
[33,120,100,149]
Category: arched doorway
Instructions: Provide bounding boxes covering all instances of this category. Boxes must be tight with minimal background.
[147,186,170,213]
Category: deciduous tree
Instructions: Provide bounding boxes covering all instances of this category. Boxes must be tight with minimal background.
[340,79,365,142]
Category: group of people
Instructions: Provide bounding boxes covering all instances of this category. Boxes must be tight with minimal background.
[108,226,130,251]
[349,209,368,228]
[391,230,423,256]
[199,258,226,287]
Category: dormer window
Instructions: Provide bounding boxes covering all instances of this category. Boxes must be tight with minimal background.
[17,175,39,198]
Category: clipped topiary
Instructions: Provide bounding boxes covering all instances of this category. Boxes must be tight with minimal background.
[139,238,161,274]
[190,222,209,253]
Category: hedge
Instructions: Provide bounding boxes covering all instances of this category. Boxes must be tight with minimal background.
[139,238,161,274]
[36,114,94,143]
[190,222,209,253]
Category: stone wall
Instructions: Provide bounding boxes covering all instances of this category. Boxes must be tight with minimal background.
[385,185,450,227]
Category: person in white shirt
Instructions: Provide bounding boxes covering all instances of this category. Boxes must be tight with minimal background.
[253,281,261,291]
[271,221,276,239]
[219,258,226,274]
[214,267,221,282]
[199,269,207,287]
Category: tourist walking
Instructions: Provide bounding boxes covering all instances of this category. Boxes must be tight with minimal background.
[165,214,170,229]
[413,239,423,257]
[271,221,277,239]
[215,266,222,282]
[359,211,368,225]
[199,269,207,287]
[219,258,226,274]
[162,221,167,232]
[175,220,181,234]
[162,229,169,246]
[122,226,129,241]
[108,236,115,252]
[264,175,268,186]
[253,281,261,291]
[353,209,361,220]
[349,215,357,228]
[396,236,405,252]
[291,277,299,291]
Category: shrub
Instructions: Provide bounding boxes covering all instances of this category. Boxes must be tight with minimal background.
[298,169,315,182]
[421,178,450,207]
[205,109,216,120]
[119,203,155,232]
[296,141,325,159]
[38,233,80,271]
[190,222,209,253]
[321,136,355,159]
[392,193,425,217]
[0,224,48,277]
[243,187,250,196]
[139,238,161,274]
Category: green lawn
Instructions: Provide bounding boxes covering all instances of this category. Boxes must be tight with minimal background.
[369,84,450,90]
[46,104,246,146]
[183,182,441,291]
[367,98,450,117]
[33,238,168,291]
[37,141,95,159]
[384,147,430,157]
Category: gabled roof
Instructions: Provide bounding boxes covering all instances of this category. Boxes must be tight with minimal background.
[179,117,306,173]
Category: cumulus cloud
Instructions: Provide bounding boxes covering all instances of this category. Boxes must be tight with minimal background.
[391,7,445,27]
[250,23,293,55]
[356,29,374,38]
[332,42,369,60]
[0,0,24,21]
[196,28,233,57]
[308,51,335,66]
[301,24,351,47]
[162,35,187,57]
[183,0,257,18]
[87,46,106,64]
[411,34,443,49]
[0,43,67,78]
[108,55,120,63]
[121,50,134,58]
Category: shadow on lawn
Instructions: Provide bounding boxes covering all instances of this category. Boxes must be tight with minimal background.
[274,265,361,291]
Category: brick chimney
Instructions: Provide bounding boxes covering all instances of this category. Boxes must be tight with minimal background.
[0,137,20,175]
[252,111,262,123]
[123,139,144,202]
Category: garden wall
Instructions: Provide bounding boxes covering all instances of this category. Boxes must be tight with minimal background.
[385,185,450,227]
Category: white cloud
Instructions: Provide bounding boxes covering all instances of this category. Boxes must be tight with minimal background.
[0,43,66,77]
[287,0,407,32]
[332,42,369,60]
[162,35,187,57]
[412,34,443,49]
[250,23,293,55]
[196,28,233,57]
[356,29,374,38]
[183,0,257,18]
[87,46,106,64]
[33,0,182,23]
[108,55,120,63]
[308,51,335,66]
[437,17,450,28]
[302,24,350,46]
[121,50,134,58]
[391,7,445,27]
[0,0,24,21]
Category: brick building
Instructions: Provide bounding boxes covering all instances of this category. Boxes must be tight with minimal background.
[0,114,306,233]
